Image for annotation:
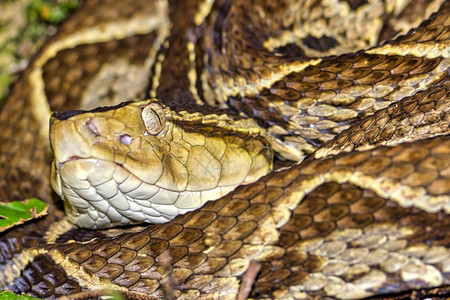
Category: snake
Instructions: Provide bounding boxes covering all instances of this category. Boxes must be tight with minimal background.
[0,0,449,298]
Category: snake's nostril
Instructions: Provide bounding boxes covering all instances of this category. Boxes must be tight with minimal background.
[86,119,100,136]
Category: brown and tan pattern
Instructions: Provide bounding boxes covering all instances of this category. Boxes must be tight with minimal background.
[0,0,448,299]
[7,136,450,299]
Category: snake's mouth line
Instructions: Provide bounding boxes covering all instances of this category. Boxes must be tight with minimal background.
[55,156,86,168]
[57,156,85,169]
[59,156,125,168]
[56,156,132,186]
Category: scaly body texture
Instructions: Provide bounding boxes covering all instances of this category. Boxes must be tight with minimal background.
[0,0,448,299]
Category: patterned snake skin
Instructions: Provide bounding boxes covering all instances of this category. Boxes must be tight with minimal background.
[0,0,449,299]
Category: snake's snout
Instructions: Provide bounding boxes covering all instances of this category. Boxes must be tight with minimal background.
[50,115,93,166]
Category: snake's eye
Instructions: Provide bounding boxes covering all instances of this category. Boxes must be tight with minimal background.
[142,103,166,135]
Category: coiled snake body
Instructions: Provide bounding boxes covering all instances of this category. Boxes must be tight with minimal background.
[0,0,449,298]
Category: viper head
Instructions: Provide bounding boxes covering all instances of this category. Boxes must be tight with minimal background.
[50,99,273,229]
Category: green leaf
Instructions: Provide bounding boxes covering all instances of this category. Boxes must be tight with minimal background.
[0,291,40,300]
[106,290,125,300]
[28,0,80,24]
[0,198,48,232]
